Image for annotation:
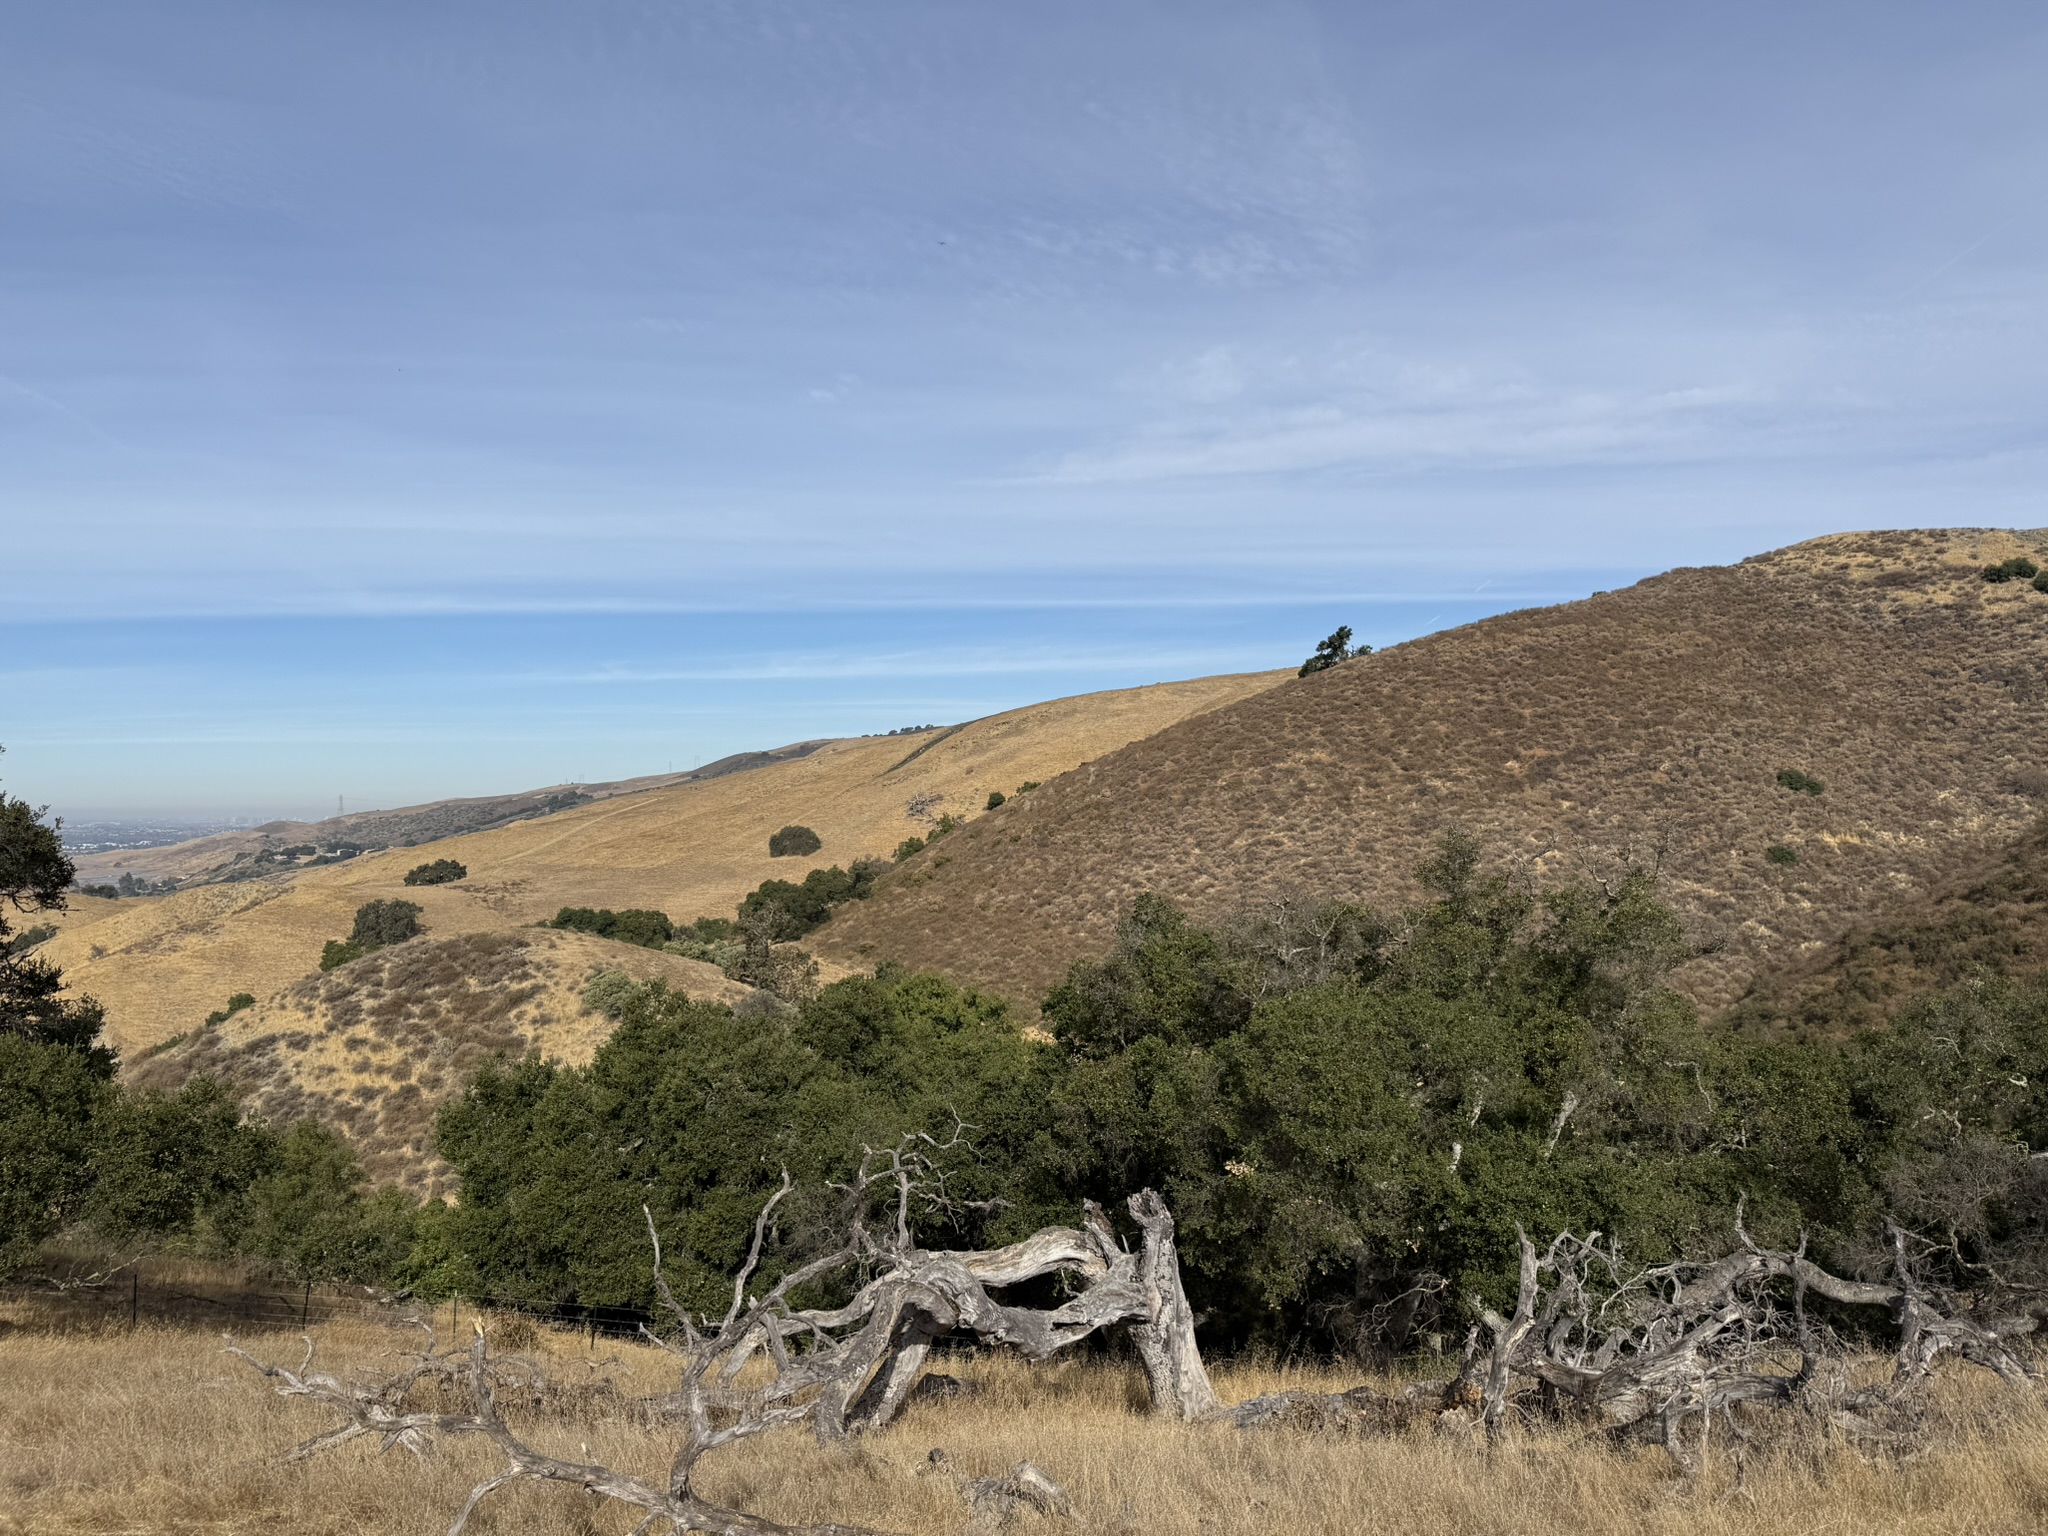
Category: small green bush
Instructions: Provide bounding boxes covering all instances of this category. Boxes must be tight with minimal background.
[1983,557,2040,583]
[3,924,54,956]
[1775,769,1824,797]
[1017,781,1041,794]
[895,835,926,861]
[403,858,467,886]
[351,899,423,948]
[2035,572,2048,594]
[203,992,257,1027]
[1766,844,1798,866]
[768,825,823,858]
[926,813,963,843]
[319,939,365,971]
[986,791,1007,810]
[547,907,674,948]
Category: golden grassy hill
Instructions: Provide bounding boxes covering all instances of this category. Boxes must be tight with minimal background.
[45,670,1285,1057]
[817,529,2048,1012]
[126,929,752,1197]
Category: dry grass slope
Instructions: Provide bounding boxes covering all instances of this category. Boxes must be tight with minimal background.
[820,529,2048,1012]
[6,1305,2048,1535]
[1726,813,2048,1040]
[125,930,751,1197]
[41,671,1283,1058]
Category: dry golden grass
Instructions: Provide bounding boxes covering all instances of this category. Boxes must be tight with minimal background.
[822,528,2048,1013]
[6,1301,2048,1535]
[41,672,1284,1060]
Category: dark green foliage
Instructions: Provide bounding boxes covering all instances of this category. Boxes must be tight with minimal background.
[4,923,54,956]
[986,791,1007,810]
[768,824,823,858]
[737,863,884,940]
[547,906,675,948]
[351,899,423,948]
[2036,572,2048,594]
[403,858,468,886]
[1,769,121,1273]
[1776,768,1825,796]
[204,992,256,1028]
[1017,782,1041,794]
[1767,844,1799,866]
[435,966,1038,1309]
[1299,625,1370,677]
[220,1121,421,1285]
[77,884,120,899]
[895,836,926,861]
[926,814,963,842]
[0,1032,113,1272]
[319,939,365,972]
[83,1079,274,1246]
[682,916,735,942]
[1983,557,2041,583]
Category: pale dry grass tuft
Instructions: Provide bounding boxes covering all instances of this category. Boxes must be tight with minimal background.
[5,1302,2048,1535]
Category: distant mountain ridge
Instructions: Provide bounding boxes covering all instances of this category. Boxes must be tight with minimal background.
[818,528,2048,1013]
[69,740,837,889]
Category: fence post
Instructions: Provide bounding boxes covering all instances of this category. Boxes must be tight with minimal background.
[452,1294,459,1336]
[301,1281,312,1329]
[130,1268,139,1329]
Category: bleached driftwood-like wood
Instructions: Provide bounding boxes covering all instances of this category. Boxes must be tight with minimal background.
[1229,1207,2045,1470]
[232,1135,1213,1532]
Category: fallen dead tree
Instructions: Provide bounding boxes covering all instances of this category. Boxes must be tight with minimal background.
[230,1136,1210,1534]
[1228,1207,2046,1469]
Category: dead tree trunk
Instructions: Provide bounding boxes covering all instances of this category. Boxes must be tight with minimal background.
[231,1140,1219,1533]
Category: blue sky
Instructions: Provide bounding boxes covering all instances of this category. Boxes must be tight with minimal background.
[4,2,2045,818]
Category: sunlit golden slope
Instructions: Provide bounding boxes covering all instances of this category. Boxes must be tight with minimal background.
[45,670,1286,1057]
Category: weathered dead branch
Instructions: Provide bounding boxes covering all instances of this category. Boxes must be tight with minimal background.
[1228,1210,2046,1472]
[924,1449,1080,1531]
[231,1137,1212,1533]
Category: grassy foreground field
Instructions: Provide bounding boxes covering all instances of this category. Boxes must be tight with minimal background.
[6,1303,2048,1536]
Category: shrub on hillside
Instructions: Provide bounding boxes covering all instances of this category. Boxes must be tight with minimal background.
[351,899,423,948]
[737,862,884,941]
[1767,844,1799,866]
[547,907,674,949]
[1983,557,2041,583]
[319,939,365,971]
[768,825,823,858]
[203,992,256,1028]
[894,836,926,861]
[4,924,54,956]
[2036,572,2048,593]
[1775,768,1825,796]
[1017,781,1040,794]
[986,791,1006,810]
[403,859,468,886]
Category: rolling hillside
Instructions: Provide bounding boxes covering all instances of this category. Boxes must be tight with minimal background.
[818,529,2048,1012]
[126,929,751,1196]
[44,669,1287,1057]
[67,741,831,890]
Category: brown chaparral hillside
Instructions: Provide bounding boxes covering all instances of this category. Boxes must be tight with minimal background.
[126,930,753,1198]
[40,669,1286,1058]
[1724,811,2048,1041]
[816,529,2048,1012]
